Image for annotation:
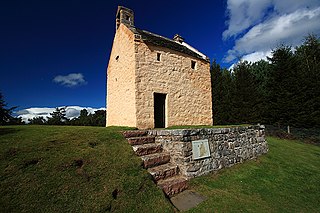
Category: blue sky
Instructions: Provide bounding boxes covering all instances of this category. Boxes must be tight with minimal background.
[1,0,319,121]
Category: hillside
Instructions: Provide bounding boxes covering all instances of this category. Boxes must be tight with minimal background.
[0,126,173,212]
[0,126,319,212]
[188,136,320,212]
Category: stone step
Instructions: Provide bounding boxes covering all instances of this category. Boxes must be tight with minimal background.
[132,143,162,156]
[127,136,155,145]
[157,176,188,196]
[123,130,148,138]
[148,163,179,181]
[141,152,170,168]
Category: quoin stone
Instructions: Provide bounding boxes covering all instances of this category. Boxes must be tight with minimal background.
[106,6,213,129]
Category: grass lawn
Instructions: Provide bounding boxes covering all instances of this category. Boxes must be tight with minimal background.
[1,126,319,212]
[187,137,320,212]
[0,125,173,212]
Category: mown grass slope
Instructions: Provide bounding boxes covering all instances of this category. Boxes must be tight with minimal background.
[1,126,319,212]
[188,137,320,212]
[0,126,173,212]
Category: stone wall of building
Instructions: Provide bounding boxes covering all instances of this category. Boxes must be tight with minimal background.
[147,125,268,178]
[134,41,213,129]
[106,24,137,127]
[107,7,214,129]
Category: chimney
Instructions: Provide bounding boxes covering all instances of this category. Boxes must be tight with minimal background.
[116,6,134,30]
[173,34,184,43]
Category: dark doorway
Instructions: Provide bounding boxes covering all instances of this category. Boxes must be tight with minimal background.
[154,93,166,128]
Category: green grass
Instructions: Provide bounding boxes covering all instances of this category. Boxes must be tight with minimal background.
[187,137,320,212]
[1,126,319,212]
[0,125,173,212]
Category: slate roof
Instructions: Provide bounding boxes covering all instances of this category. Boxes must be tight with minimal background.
[129,27,210,62]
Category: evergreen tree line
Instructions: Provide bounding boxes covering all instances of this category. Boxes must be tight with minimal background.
[0,94,106,126]
[28,107,106,126]
[211,35,320,128]
[0,92,24,125]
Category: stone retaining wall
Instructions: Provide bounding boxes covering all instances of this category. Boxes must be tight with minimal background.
[147,125,268,178]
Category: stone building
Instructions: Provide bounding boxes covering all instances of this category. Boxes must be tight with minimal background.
[106,6,213,129]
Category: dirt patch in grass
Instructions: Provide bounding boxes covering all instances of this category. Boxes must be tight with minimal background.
[57,158,92,181]
[112,188,119,199]
[73,159,91,181]
[4,147,19,159]
[49,139,65,144]
[73,158,84,168]
[21,158,41,169]
[88,141,99,148]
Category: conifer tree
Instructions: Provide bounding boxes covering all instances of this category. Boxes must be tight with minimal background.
[232,61,259,124]
[47,107,68,125]
[0,92,17,125]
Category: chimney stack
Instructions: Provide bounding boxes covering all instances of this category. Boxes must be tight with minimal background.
[173,34,184,43]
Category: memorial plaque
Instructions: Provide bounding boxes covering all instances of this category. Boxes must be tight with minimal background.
[192,139,210,160]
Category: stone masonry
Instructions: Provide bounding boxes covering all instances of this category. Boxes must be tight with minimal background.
[123,125,268,196]
[148,125,268,178]
[106,23,137,127]
[123,130,188,196]
[106,6,213,129]
[134,40,212,129]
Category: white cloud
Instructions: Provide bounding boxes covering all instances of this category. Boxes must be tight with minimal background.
[223,0,320,64]
[223,0,320,39]
[16,106,105,123]
[228,63,235,71]
[228,51,272,71]
[241,50,272,63]
[53,73,87,87]
[223,0,272,39]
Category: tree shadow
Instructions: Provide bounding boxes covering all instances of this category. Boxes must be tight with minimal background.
[0,128,20,136]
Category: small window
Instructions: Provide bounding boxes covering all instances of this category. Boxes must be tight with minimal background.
[191,60,196,69]
[115,55,119,61]
[125,15,130,21]
[157,53,161,61]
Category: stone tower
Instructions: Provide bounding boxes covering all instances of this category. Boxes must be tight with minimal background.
[116,6,134,30]
[106,6,213,129]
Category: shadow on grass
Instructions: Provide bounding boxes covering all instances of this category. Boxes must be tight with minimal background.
[0,128,20,136]
[265,125,320,145]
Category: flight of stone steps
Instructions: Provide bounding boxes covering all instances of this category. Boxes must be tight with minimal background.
[123,130,188,196]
